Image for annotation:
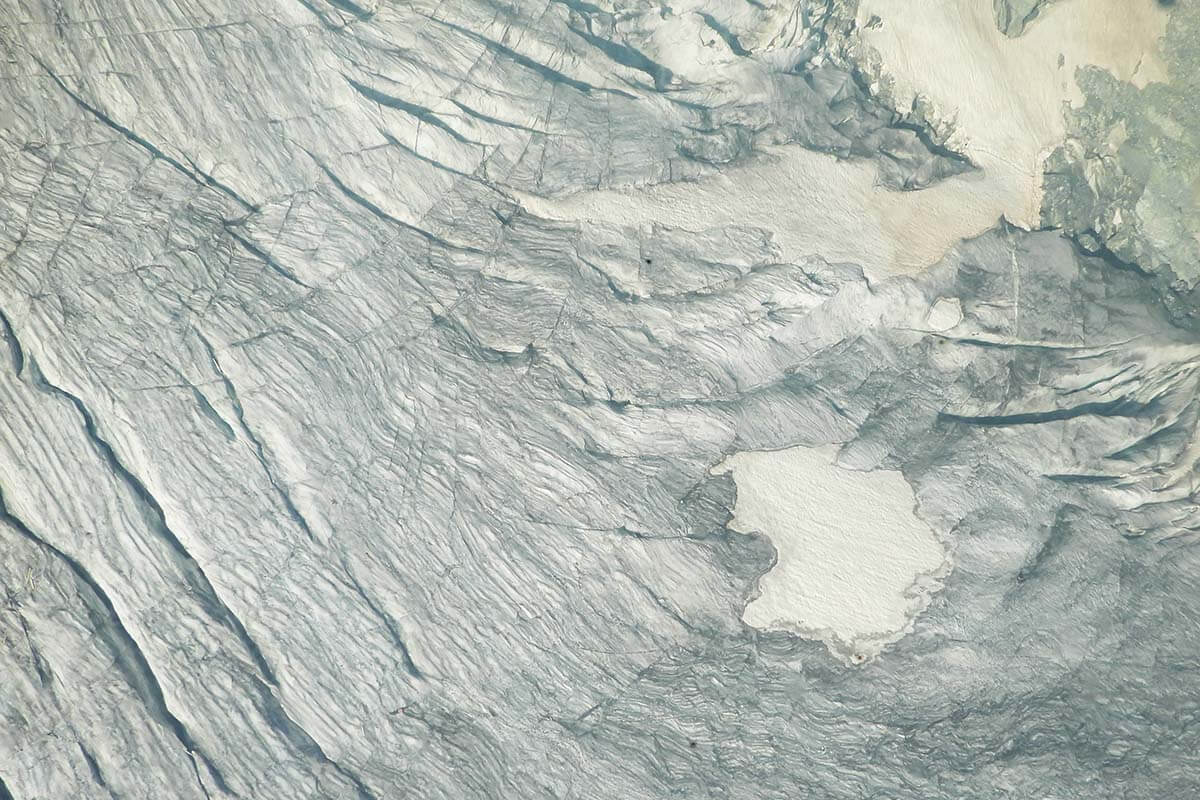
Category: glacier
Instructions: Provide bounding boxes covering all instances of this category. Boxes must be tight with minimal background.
[1,0,1199,798]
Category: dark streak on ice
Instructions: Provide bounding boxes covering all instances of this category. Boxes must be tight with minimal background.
[566,25,675,91]
[249,674,382,800]
[223,224,311,289]
[344,76,478,146]
[76,741,117,798]
[195,332,321,545]
[34,57,259,214]
[696,12,751,57]
[24,356,282,691]
[312,158,487,255]
[938,398,1139,427]
[426,15,634,99]
[0,306,26,375]
[337,556,426,680]
[0,489,238,799]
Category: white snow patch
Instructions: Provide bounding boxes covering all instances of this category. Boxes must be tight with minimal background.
[713,445,947,662]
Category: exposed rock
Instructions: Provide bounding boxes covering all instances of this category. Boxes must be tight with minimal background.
[993,0,1059,36]
[1042,1,1200,328]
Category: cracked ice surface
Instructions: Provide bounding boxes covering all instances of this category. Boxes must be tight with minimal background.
[1,1,1199,798]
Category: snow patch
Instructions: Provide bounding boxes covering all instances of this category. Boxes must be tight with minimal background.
[714,445,948,662]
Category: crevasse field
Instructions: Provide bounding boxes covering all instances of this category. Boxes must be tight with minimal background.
[2,1,1199,797]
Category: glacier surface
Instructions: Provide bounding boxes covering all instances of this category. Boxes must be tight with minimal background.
[2,1,1199,798]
